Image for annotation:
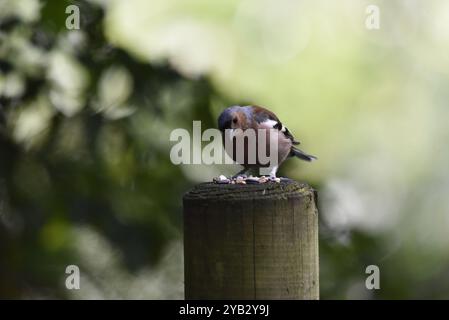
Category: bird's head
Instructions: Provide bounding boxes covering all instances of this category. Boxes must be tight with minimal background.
[218,106,248,131]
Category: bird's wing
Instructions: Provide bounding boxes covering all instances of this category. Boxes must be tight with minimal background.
[252,105,301,145]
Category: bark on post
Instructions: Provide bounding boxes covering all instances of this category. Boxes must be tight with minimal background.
[183,180,319,300]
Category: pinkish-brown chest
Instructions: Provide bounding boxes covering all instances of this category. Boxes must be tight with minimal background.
[226,122,292,168]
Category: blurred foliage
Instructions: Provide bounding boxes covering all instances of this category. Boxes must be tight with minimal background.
[0,0,222,298]
[2,0,449,299]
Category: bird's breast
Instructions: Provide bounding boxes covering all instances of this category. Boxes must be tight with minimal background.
[222,128,292,167]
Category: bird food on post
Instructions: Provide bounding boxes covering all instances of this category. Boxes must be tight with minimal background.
[213,175,231,184]
[245,176,260,184]
[212,175,281,184]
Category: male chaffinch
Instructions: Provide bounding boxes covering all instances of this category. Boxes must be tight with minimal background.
[218,105,316,178]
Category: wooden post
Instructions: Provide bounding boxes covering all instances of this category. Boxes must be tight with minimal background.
[183,180,319,299]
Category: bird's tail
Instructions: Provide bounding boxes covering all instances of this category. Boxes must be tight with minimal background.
[290,147,317,162]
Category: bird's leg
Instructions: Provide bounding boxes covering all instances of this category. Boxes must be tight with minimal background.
[258,166,278,178]
[269,166,278,179]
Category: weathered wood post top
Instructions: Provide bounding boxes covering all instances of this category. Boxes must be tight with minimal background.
[183,180,319,300]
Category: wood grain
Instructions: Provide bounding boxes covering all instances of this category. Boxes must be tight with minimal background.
[183,180,319,299]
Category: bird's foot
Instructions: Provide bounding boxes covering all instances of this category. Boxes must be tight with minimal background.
[231,173,247,180]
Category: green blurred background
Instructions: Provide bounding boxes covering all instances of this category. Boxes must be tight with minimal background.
[1,0,449,299]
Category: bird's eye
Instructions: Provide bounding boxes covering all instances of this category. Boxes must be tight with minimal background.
[232,118,238,124]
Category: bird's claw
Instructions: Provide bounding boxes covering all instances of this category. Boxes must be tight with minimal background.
[231,174,247,180]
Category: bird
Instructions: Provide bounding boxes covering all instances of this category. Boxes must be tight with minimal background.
[217,105,316,178]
